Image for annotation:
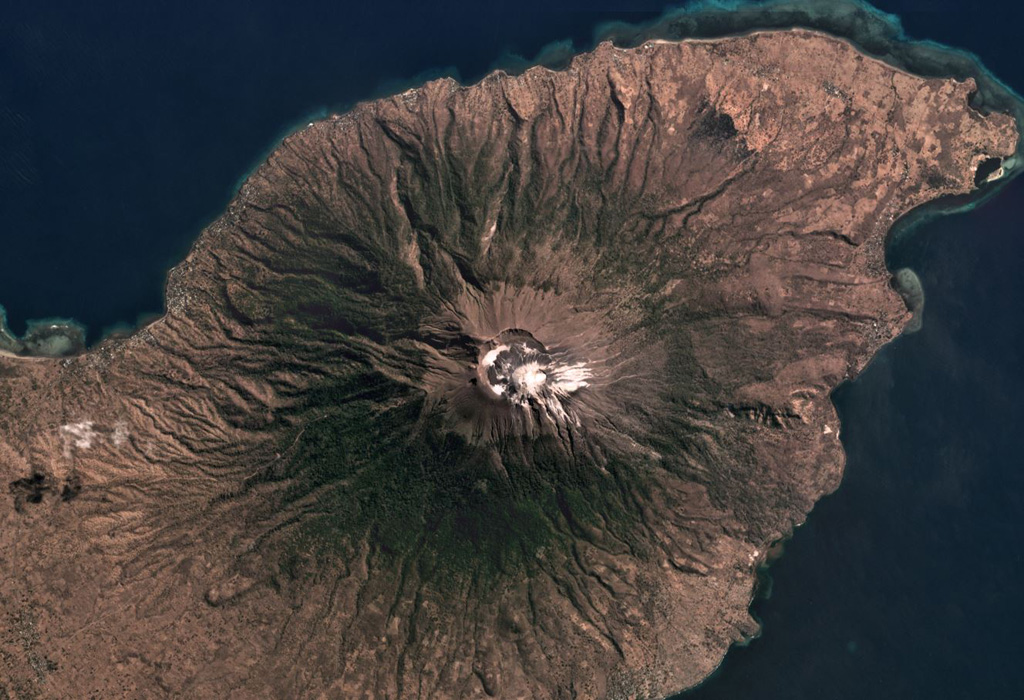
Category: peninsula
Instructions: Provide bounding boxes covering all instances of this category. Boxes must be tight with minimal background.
[0,29,1017,699]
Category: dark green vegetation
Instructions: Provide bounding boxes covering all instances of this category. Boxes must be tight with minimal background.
[263,371,649,585]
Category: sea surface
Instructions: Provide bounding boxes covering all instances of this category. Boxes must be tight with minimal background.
[1,1,1022,697]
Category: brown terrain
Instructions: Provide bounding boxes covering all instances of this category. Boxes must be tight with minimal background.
[0,29,1017,700]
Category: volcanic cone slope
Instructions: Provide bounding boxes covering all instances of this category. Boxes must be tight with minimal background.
[0,29,1017,700]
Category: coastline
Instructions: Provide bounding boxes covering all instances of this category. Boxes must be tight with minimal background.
[1,8,1017,680]
[0,3,1020,697]
[0,303,86,358]
[3,2,1022,360]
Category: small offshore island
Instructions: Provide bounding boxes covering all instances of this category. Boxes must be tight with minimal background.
[0,5,1020,699]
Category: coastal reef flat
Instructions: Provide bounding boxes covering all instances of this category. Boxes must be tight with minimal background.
[0,30,1016,699]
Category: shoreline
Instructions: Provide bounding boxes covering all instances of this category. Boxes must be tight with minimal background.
[0,4,1018,696]
[0,304,87,359]
[1,1,1020,360]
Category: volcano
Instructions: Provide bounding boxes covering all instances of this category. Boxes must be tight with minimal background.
[0,29,1017,700]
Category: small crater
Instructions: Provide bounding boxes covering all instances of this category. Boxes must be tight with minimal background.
[9,472,52,511]
[694,108,738,142]
[925,170,954,189]
[974,156,1003,186]
[60,474,83,502]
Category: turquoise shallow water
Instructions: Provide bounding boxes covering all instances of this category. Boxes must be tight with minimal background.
[1,1,1022,697]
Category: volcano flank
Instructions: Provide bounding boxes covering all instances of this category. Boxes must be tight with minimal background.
[0,29,1018,700]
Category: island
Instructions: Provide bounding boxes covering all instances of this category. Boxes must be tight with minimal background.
[0,28,1017,700]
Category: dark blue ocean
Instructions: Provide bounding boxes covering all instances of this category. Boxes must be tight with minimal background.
[1,1,1021,697]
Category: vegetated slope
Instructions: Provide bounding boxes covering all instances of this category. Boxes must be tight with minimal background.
[0,30,1016,700]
